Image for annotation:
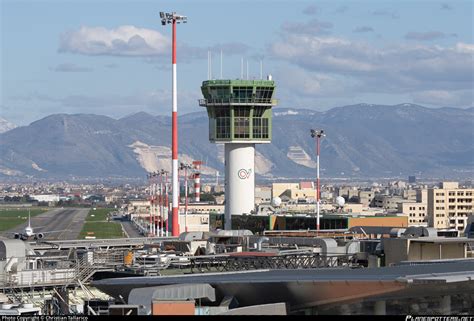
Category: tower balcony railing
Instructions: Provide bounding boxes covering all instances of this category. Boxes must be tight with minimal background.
[199,97,278,107]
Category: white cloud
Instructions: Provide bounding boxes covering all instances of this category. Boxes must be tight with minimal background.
[412,90,473,107]
[404,31,454,41]
[456,42,474,53]
[269,27,474,107]
[58,25,251,63]
[59,25,170,56]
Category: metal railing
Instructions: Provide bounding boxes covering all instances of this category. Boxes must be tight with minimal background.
[189,252,359,273]
[199,97,278,106]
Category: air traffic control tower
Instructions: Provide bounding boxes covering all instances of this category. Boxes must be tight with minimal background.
[200,77,277,229]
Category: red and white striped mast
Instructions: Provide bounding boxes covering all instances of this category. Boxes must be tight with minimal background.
[311,129,325,232]
[147,173,153,236]
[160,12,187,237]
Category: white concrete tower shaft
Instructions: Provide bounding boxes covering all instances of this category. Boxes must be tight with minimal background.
[224,143,255,229]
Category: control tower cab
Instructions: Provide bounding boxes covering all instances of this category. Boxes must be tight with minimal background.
[199,77,277,229]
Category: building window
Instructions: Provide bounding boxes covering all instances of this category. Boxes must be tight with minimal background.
[210,86,230,99]
[234,117,249,138]
[234,107,250,139]
[255,87,274,102]
[252,117,268,139]
[215,108,230,139]
[233,86,253,100]
[253,118,262,138]
[253,106,266,117]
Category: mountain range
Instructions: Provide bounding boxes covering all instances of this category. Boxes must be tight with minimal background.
[1,104,473,180]
[0,117,17,134]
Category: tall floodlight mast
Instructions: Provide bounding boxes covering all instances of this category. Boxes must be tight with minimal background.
[160,11,187,236]
[310,129,325,232]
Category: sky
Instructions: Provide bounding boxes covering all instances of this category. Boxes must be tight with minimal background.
[1,0,473,125]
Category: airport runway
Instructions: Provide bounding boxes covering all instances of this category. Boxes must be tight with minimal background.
[1,208,90,240]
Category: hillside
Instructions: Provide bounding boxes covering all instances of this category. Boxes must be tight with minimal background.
[1,104,473,179]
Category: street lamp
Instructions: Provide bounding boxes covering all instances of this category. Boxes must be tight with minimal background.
[160,169,169,236]
[310,129,326,232]
[180,163,193,233]
[159,11,187,237]
[146,173,154,236]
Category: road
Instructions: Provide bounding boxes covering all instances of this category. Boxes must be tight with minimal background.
[1,208,90,240]
[120,220,143,238]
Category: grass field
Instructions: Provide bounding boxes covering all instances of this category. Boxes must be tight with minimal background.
[86,208,115,222]
[79,222,125,239]
[0,208,48,232]
[79,208,123,239]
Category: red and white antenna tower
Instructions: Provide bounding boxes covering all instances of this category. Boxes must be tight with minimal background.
[160,11,187,237]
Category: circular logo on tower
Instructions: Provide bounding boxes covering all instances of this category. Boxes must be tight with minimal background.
[238,168,252,180]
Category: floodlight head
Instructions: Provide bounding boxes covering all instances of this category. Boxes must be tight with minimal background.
[310,128,326,138]
[159,12,165,19]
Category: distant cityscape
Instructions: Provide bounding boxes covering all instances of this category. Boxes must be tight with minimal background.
[1,177,473,233]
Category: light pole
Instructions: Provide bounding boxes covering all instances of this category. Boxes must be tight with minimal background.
[164,170,170,236]
[158,170,163,236]
[180,163,193,233]
[310,129,325,232]
[160,11,187,237]
[151,172,158,236]
[146,173,153,236]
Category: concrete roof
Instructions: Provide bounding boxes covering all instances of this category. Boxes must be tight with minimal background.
[128,284,216,315]
[0,240,29,259]
[406,237,472,243]
[94,259,474,309]
[94,259,474,287]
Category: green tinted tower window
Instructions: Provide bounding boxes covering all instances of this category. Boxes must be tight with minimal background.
[199,79,277,143]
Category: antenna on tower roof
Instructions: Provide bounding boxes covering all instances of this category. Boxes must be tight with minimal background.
[240,57,243,79]
[246,59,249,80]
[260,60,263,80]
[210,50,213,80]
[220,49,223,79]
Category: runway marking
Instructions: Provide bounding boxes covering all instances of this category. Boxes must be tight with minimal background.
[58,209,88,240]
